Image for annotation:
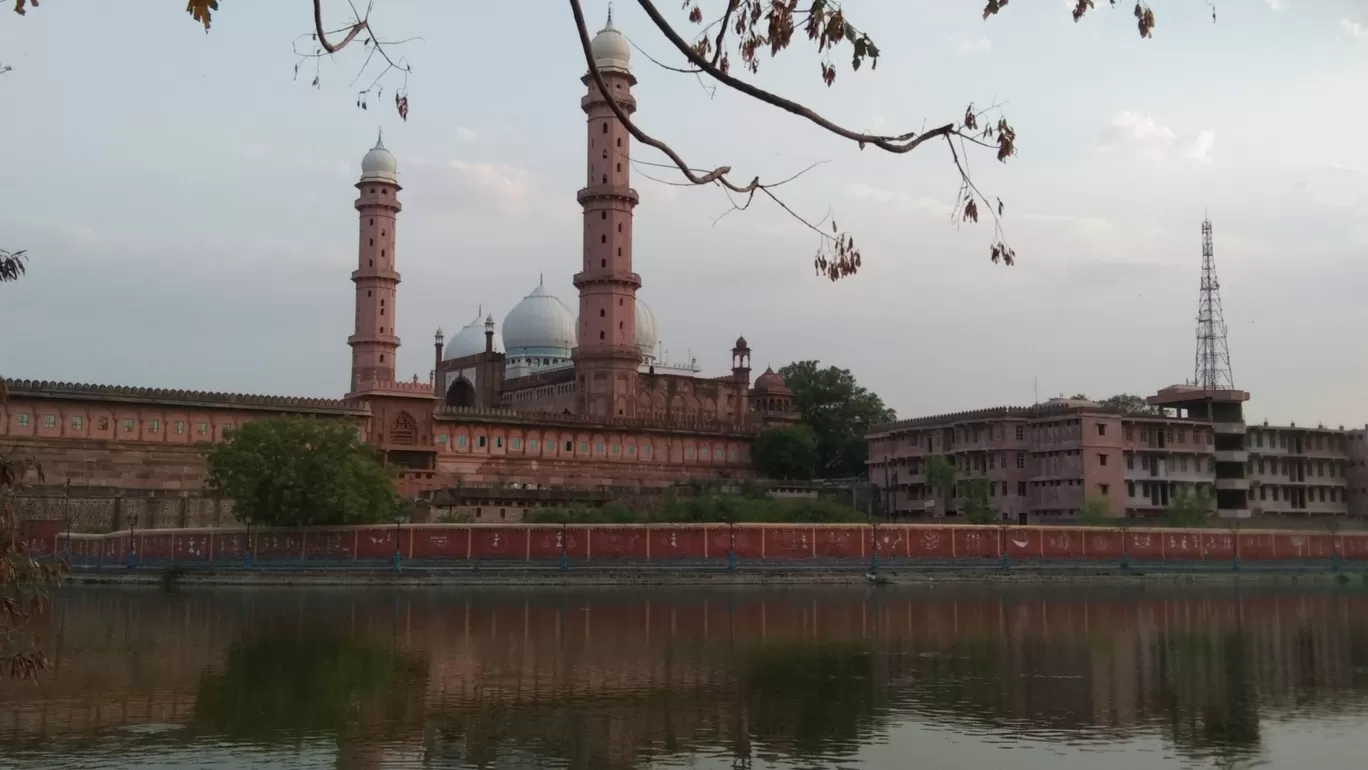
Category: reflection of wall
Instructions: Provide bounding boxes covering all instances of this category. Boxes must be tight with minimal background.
[8,587,1368,768]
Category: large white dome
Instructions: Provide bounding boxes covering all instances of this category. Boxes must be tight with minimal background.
[360,132,398,184]
[635,298,658,360]
[503,281,576,356]
[443,312,498,360]
[590,12,630,72]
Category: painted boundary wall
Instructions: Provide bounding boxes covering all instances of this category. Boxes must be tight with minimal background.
[21,521,1368,566]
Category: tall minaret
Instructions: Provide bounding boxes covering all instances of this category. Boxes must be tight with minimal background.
[573,9,642,417]
[348,132,403,393]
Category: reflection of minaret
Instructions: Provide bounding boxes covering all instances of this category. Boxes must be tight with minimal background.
[572,9,641,417]
[348,132,403,393]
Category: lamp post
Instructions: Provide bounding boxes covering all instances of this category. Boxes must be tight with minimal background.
[392,512,408,572]
[559,521,568,572]
[124,512,138,569]
[728,521,737,572]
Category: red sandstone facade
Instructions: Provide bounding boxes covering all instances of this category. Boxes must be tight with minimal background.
[0,14,798,517]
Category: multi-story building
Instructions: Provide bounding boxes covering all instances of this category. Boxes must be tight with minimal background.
[868,385,1366,522]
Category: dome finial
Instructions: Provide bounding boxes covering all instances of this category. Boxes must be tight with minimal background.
[374,127,385,150]
[606,2,614,29]
[539,271,544,287]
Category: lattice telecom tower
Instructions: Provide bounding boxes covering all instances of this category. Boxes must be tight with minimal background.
[1193,216,1234,390]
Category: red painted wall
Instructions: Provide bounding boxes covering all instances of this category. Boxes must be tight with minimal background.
[53,523,1368,565]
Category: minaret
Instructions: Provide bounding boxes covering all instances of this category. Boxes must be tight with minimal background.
[348,132,403,393]
[572,10,642,417]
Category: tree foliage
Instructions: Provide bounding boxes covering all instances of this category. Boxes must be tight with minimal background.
[8,0,1194,280]
[1166,486,1213,528]
[751,424,819,481]
[1,386,63,681]
[778,361,893,478]
[1078,494,1113,525]
[923,455,956,516]
[206,417,402,528]
[958,476,995,525]
[1069,393,1161,415]
[0,249,25,284]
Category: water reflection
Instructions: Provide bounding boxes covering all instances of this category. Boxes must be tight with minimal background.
[1,585,1367,769]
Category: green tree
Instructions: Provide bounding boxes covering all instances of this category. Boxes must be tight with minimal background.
[9,1,1174,279]
[206,417,402,527]
[1,385,63,681]
[923,455,957,517]
[1100,394,1160,415]
[779,361,894,478]
[1078,494,1113,526]
[1166,486,1213,528]
[958,476,995,525]
[751,424,819,481]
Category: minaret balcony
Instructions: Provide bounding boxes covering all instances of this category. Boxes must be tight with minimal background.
[573,271,641,289]
[577,186,639,205]
[351,268,402,282]
[571,345,642,364]
[581,91,637,113]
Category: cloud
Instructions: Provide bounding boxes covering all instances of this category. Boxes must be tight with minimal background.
[1097,111,1215,164]
[953,37,992,56]
[1266,0,1287,10]
[1341,18,1365,41]
[455,125,477,142]
[845,183,953,217]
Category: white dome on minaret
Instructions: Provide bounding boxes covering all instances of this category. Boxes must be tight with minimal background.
[443,309,499,360]
[635,298,658,361]
[589,7,631,73]
[360,131,398,184]
[503,278,577,356]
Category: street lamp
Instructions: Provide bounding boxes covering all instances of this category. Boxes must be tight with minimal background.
[393,510,409,572]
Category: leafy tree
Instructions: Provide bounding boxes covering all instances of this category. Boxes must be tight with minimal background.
[0,249,25,283]
[779,361,894,478]
[9,0,1185,279]
[958,476,995,525]
[1069,393,1161,415]
[1166,486,1213,528]
[1,385,63,681]
[206,417,402,527]
[1078,494,1113,525]
[923,455,957,517]
[751,424,819,481]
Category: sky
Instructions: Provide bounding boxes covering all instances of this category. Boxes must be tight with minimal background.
[1,0,1366,428]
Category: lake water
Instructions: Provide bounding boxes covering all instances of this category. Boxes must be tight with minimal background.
[2,583,1368,769]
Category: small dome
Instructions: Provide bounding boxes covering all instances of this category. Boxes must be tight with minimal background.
[503,281,576,355]
[360,131,398,184]
[734,336,749,350]
[590,11,631,72]
[752,367,789,394]
[635,298,658,359]
[444,311,499,360]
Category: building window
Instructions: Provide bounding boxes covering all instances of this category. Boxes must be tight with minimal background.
[1016,453,1024,469]
[198,423,208,436]
[1126,480,1135,497]
[627,445,636,456]
[511,438,521,450]
[437,434,448,445]
[1015,425,1024,440]
[565,441,573,451]
[529,439,539,450]
[1017,481,1026,496]
[1125,426,1133,441]
[16,413,29,427]
[1097,423,1106,436]
[98,417,110,431]
[643,445,651,457]
[42,414,56,428]
[72,416,84,430]
[122,419,134,432]
[1125,454,1134,470]
[611,444,620,455]
[686,447,695,459]
[149,419,160,433]
[174,421,185,434]
[1099,484,1109,496]
[477,436,487,448]
[457,435,467,447]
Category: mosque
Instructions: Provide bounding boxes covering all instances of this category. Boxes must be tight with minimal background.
[0,12,799,501]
